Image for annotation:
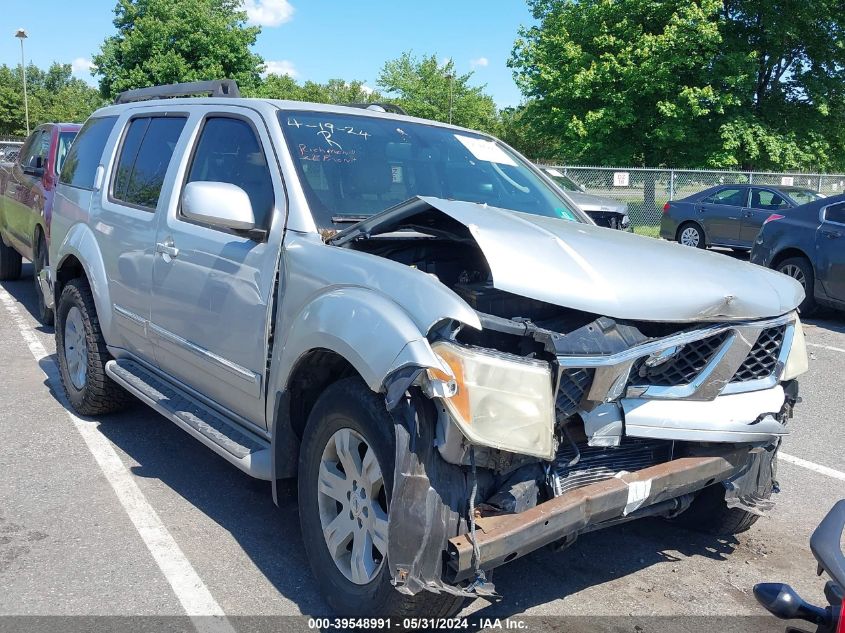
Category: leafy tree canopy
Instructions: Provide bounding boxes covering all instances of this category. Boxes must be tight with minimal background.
[93,0,264,99]
[0,63,104,136]
[249,74,383,106]
[510,0,845,171]
[377,52,500,133]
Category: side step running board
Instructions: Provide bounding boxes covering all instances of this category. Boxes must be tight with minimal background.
[105,359,271,480]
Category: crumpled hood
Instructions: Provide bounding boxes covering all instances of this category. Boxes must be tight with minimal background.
[330,197,803,322]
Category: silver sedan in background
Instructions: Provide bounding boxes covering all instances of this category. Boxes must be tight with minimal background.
[544,168,632,230]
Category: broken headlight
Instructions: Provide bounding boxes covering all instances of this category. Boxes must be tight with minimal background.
[429,341,555,460]
[782,316,809,381]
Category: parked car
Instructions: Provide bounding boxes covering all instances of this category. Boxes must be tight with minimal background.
[47,81,808,617]
[543,168,631,230]
[750,193,845,315]
[661,184,824,250]
[0,123,81,323]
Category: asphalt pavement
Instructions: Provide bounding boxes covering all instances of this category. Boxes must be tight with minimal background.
[1,262,843,630]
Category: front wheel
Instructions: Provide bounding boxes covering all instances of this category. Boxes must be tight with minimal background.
[671,478,772,535]
[297,378,464,617]
[56,279,131,415]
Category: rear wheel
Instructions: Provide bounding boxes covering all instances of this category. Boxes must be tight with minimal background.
[33,234,54,325]
[0,238,22,280]
[298,378,464,617]
[777,256,817,316]
[677,222,705,249]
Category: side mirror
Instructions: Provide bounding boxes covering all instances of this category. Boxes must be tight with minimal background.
[753,583,829,624]
[181,181,256,231]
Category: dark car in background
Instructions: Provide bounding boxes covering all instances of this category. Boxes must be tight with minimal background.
[544,168,631,230]
[661,184,824,250]
[750,193,845,314]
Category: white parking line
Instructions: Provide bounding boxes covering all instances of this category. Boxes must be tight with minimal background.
[0,288,233,633]
[779,452,845,482]
[807,342,845,354]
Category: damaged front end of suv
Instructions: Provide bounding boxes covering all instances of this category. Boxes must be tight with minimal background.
[328,196,808,600]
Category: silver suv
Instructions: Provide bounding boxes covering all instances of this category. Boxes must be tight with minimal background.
[47,81,808,617]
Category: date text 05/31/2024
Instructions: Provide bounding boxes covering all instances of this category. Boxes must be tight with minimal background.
[307,617,528,630]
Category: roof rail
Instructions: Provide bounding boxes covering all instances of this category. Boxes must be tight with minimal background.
[114,79,241,104]
[344,102,408,116]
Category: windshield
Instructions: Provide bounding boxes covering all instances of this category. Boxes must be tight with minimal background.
[278,110,582,228]
[56,131,77,174]
[788,189,824,205]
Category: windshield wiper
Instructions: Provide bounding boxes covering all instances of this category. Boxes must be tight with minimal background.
[332,214,371,223]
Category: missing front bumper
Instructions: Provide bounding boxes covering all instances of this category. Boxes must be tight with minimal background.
[445,446,750,582]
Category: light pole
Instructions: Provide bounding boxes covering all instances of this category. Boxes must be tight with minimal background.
[445,72,455,125]
[15,28,30,136]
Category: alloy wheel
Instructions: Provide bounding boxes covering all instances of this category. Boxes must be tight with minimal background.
[680,226,701,247]
[64,306,88,390]
[317,427,389,585]
[781,263,806,288]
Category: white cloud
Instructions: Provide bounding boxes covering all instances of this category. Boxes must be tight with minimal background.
[243,0,294,27]
[262,60,297,78]
[360,84,374,95]
[71,57,94,74]
[470,56,489,68]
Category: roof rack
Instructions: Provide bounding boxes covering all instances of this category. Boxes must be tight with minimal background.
[344,102,408,116]
[114,79,241,105]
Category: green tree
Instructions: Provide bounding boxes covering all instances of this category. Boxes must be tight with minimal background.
[377,53,499,133]
[250,75,383,105]
[0,63,104,136]
[510,0,845,172]
[93,0,264,99]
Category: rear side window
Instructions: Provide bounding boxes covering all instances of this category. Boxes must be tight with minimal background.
[702,188,746,206]
[112,116,187,210]
[60,116,118,190]
[56,131,77,174]
[183,117,274,230]
[750,188,789,210]
[824,202,845,225]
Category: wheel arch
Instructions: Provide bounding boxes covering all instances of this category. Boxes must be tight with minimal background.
[770,247,814,273]
[268,287,452,500]
[53,223,113,338]
[677,220,706,246]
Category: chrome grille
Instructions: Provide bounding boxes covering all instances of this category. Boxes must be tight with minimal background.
[551,439,673,497]
[630,332,729,387]
[731,326,786,383]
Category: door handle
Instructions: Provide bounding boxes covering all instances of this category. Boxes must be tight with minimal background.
[155,241,179,259]
[822,230,842,240]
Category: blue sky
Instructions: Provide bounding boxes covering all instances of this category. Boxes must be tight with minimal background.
[2,0,534,107]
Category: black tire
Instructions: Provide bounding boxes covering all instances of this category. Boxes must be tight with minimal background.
[676,222,706,249]
[56,278,132,416]
[0,238,22,281]
[671,479,770,536]
[33,234,54,326]
[776,256,818,316]
[298,377,464,618]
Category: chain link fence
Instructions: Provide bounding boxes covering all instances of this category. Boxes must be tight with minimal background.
[538,165,845,235]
